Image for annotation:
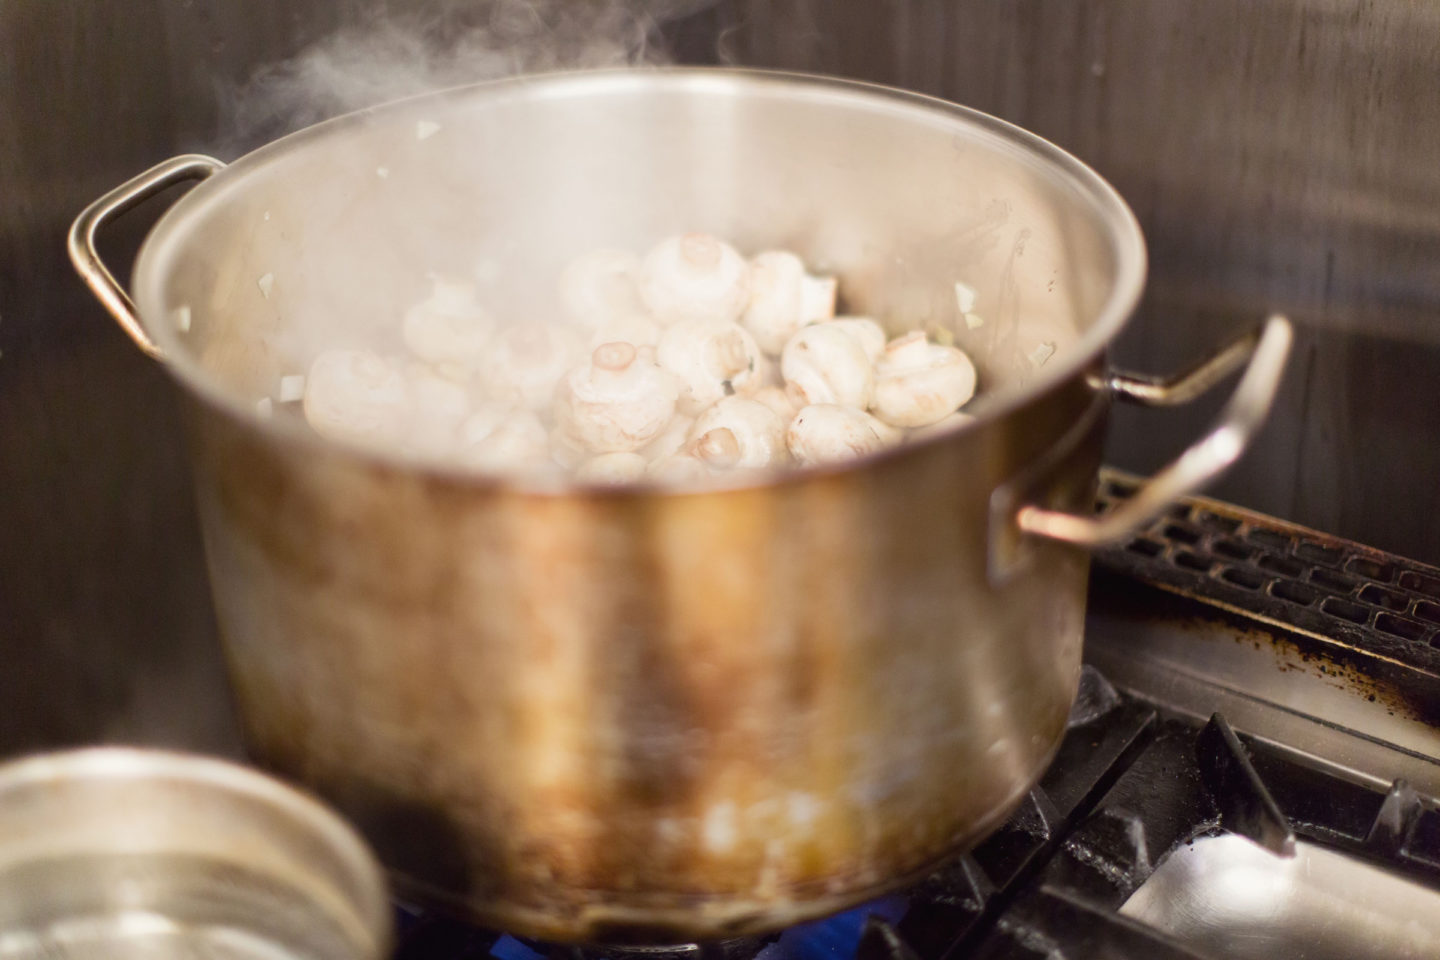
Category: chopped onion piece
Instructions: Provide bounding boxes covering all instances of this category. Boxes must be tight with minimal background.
[278,374,306,403]
[954,282,977,314]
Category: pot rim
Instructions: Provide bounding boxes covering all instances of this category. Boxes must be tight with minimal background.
[133,66,1147,496]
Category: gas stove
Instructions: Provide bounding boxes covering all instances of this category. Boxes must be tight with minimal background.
[392,471,1440,960]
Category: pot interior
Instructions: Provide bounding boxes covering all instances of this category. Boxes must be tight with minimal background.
[133,68,1145,445]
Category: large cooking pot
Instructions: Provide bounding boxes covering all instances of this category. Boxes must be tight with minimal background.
[70,68,1291,942]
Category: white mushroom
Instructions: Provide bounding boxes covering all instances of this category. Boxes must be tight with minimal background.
[907,410,977,443]
[405,363,472,456]
[870,331,978,427]
[577,452,648,484]
[826,316,887,361]
[458,408,551,473]
[647,453,711,485]
[554,341,681,453]
[559,248,645,329]
[479,323,580,410]
[459,403,509,443]
[303,349,410,445]
[780,323,875,410]
[656,319,764,416]
[402,275,492,370]
[639,412,697,461]
[688,428,742,470]
[786,404,894,467]
[752,385,799,422]
[548,427,590,470]
[740,250,837,355]
[639,233,750,325]
[589,312,663,351]
[689,396,786,470]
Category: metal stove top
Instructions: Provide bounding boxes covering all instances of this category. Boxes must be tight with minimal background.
[393,474,1440,960]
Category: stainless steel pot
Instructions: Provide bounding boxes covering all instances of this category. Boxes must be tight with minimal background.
[69,68,1291,942]
[0,747,391,960]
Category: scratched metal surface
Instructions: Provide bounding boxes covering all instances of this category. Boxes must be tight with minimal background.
[2,0,1438,753]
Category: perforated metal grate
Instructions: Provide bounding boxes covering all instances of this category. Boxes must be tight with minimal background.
[1093,469,1440,673]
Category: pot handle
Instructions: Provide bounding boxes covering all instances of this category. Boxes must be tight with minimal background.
[68,154,227,359]
[1017,314,1294,550]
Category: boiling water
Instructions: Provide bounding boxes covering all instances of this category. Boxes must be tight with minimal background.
[0,853,365,960]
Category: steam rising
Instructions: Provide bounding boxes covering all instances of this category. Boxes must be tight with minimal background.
[183,0,994,486]
[224,0,718,145]
[201,0,727,396]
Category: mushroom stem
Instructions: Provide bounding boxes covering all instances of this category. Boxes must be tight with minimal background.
[593,341,638,372]
[691,427,742,469]
[713,329,752,379]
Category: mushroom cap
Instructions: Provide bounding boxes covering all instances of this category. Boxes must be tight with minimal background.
[785,404,893,466]
[303,349,410,445]
[577,451,649,484]
[589,312,663,351]
[459,401,521,448]
[780,323,875,410]
[689,395,787,469]
[555,342,681,453]
[402,275,492,367]
[479,322,581,410]
[404,363,473,456]
[559,248,645,329]
[647,453,711,485]
[752,385,799,422]
[548,426,590,470]
[639,412,697,461]
[458,408,551,472]
[826,316,887,361]
[871,332,978,427]
[656,319,765,416]
[639,233,751,325]
[741,250,838,355]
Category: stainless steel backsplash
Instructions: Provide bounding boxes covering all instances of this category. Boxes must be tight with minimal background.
[3,0,1437,753]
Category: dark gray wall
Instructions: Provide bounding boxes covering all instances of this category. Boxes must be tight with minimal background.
[713,0,1440,549]
[3,0,1438,755]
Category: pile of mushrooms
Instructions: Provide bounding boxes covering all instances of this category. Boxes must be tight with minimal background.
[288,233,979,486]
